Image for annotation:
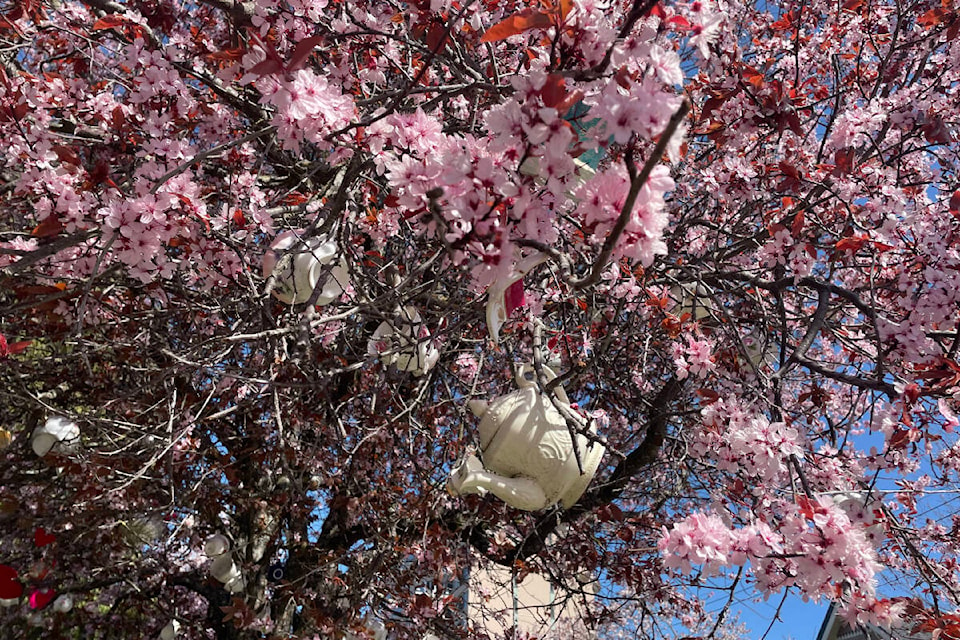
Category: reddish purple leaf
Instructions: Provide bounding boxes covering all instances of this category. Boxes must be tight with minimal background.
[503,279,526,317]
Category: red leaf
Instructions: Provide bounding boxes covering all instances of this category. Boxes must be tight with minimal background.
[287,35,325,72]
[425,21,451,52]
[247,58,284,77]
[92,15,127,31]
[1,339,31,357]
[791,211,805,237]
[598,503,624,522]
[797,495,818,520]
[778,161,800,179]
[666,15,691,29]
[32,216,63,238]
[834,147,855,175]
[770,9,797,31]
[699,89,736,125]
[903,382,921,404]
[949,190,960,212]
[503,279,525,316]
[558,0,575,21]
[923,116,952,145]
[742,65,765,89]
[0,565,22,600]
[556,88,584,114]
[207,47,246,63]
[29,588,55,610]
[539,74,566,109]
[696,388,721,404]
[948,21,960,42]
[888,427,916,450]
[111,105,125,130]
[52,145,81,167]
[34,527,55,548]
[918,8,947,29]
[480,10,553,43]
[835,236,868,253]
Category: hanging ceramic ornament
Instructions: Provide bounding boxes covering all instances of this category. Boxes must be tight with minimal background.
[670,282,714,322]
[262,230,349,305]
[121,517,163,548]
[203,534,230,558]
[31,416,80,457]
[204,533,243,592]
[448,365,605,511]
[485,252,547,345]
[224,575,245,594]
[210,554,241,585]
[832,491,885,545]
[367,305,440,376]
[267,564,286,583]
[160,620,181,640]
[52,594,73,613]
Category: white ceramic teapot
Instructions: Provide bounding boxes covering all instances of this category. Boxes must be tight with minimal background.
[262,230,349,305]
[448,365,605,511]
[367,305,440,376]
[204,534,244,593]
[160,620,181,640]
[32,416,80,457]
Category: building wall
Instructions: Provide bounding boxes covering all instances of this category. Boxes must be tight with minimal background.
[466,564,593,639]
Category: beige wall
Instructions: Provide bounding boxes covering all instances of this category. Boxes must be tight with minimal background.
[466,564,593,639]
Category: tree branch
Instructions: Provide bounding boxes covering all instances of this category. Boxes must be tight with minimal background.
[772,285,830,379]
[571,100,689,289]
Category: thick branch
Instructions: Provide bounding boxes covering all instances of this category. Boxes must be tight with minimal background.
[598,376,684,501]
[794,356,898,397]
[772,285,831,379]
[0,230,99,274]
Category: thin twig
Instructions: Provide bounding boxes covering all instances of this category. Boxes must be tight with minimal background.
[532,320,584,475]
[150,126,276,194]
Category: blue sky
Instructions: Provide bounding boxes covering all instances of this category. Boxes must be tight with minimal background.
[736,592,828,640]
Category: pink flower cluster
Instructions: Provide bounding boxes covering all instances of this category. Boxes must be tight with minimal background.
[690,397,804,483]
[752,498,882,608]
[574,164,673,266]
[256,69,357,151]
[660,497,884,622]
[672,335,716,379]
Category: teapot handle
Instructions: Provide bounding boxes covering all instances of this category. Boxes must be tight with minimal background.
[514,364,547,389]
[514,365,571,405]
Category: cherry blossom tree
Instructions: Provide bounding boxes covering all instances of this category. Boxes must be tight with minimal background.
[2,0,960,638]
